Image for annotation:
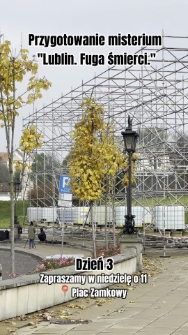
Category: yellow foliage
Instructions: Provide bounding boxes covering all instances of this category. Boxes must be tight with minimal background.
[14,161,32,171]
[69,98,126,201]
[20,125,43,153]
[0,40,51,128]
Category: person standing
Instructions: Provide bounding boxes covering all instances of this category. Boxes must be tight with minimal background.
[28,222,36,248]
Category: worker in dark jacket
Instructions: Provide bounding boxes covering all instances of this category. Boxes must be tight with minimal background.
[38,228,46,242]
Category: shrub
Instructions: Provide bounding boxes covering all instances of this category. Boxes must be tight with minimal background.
[96,244,120,258]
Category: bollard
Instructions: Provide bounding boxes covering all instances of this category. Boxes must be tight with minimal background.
[0,263,2,280]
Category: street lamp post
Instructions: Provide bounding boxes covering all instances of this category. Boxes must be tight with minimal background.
[121,116,139,234]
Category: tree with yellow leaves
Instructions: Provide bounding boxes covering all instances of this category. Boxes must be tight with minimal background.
[69,99,125,200]
[14,125,44,200]
[69,98,125,257]
[0,39,51,273]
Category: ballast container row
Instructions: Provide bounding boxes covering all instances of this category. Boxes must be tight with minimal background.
[27,205,185,230]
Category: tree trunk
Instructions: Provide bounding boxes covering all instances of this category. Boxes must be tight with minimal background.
[112,180,116,247]
[90,201,96,258]
[105,179,109,251]
[10,58,16,275]
[10,165,15,274]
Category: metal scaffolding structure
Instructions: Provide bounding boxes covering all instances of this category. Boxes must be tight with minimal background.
[23,33,188,227]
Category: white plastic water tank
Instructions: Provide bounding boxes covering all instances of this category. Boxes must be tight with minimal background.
[27,207,43,222]
[41,207,57,223]
[132,207,152,227]
[115,207,126,227]
[57,208,74,224]
[154,206,185,230]
[72,207,90,225]
[115,206,152,227]
[89,206,113,226]
[142,207,153,225]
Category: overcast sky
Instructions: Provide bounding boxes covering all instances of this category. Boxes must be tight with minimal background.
[0,0,187,151]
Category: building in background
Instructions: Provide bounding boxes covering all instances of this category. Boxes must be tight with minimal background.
[0,149,34,201]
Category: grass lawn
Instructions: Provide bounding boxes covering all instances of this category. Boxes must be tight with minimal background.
[114,195,188,207]
[0,201,29,229]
